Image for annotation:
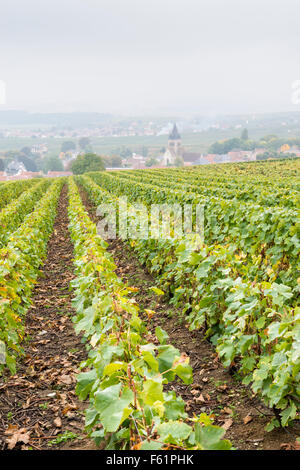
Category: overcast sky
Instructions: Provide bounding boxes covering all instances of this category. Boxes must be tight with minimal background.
[0,0,299,115]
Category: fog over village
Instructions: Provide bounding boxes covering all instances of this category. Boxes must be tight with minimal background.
[0,0,300,179]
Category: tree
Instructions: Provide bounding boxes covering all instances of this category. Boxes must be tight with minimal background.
[120,147,132,158]
[109,155,122,167]
[79,137,91,150]
[209,137,255,154]
[61,141,76,153]
[20,146,32,156]
[241,128,249,141]
[145,157,158,167]
[43,156,64,173]
[260,134,277,143]
[174,155,184,167]
[71,153,105,174]
[0,158,4,171]
[139,146,148,157]
[4,150,18,160]
[18,155,37,171]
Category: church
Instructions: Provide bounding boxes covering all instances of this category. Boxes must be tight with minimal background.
[162,124,203,166]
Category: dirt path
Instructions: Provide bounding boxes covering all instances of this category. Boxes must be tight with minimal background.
[0,185,95,450]
[78,184,299,451]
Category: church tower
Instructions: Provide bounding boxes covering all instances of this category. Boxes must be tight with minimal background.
[163,123,182,165]
[168,123,181,156]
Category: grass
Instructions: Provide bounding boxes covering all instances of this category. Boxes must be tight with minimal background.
[69,347,79,354]
[39,402,49,410]
[47,431,81,447]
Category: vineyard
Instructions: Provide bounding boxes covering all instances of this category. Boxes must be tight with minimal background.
[0,158,299,451]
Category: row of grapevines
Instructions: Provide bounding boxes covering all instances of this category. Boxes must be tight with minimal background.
[170,159,300,183]
[0,179,64,374]
[0,178,52,248]
[87,171,300,299]
[67,178,232,450]
[123,165,294,188]
[0,178,38,210]
[151,164,300,190]
[79,174,298,300]
[78,175,300,430]
[114,170,299,208]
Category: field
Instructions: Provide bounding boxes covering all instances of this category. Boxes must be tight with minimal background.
[0,159,299,451]
[2,116,300,157]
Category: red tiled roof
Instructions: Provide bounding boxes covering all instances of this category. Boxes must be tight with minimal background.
[205,155,215,164]
[47,171,73,177]
[182,152,202,162]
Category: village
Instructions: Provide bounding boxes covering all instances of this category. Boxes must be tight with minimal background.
[0,121,299,180]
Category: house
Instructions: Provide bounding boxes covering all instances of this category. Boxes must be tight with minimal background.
[47,171,73,177]
[214,154,228,163]
[22,171,43,178]
[0,168,43,180]
[197,154,217,165]
[31,144,48,154]
[254,148,266,156]
[227,151,256,162]
[125,153,146,169]
[182,152,203,165]
[5,160,27,176]
[282,146,300,157]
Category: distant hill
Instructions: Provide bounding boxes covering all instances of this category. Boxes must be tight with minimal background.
[0,111,114,128]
